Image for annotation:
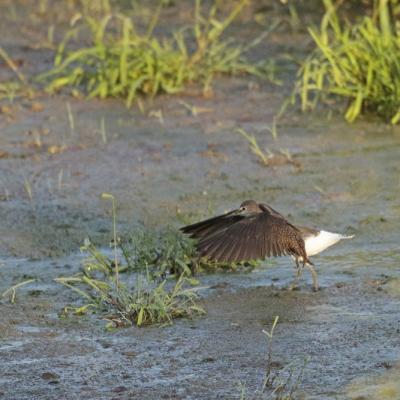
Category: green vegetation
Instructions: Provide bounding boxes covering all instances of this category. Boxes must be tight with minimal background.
[237,128,273,166]
[240,316,308,400]
[0,46,33,101]
[39,0,276,107]
[120,227,197,277]
[0,81,21,101]
[294,0,400,123]
[120,221,260,274]
[54,216,264,328]
[237,128,300,169]
[55,232,204,328]
[54,194,204,328]
[55,241,204,328]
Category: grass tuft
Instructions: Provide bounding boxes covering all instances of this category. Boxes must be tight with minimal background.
[55,193,204,328]
[237,128,301,169]
[120,227,197,277]
[294,0,400,123]
[38,0,276,107]
[55,254,204,328]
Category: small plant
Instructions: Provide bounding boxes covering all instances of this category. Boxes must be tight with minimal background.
[56,234,205,328]
[55,254,204,328]
[0,46,33,101]
[67,0,111,16]
[0,82,21,102]
[120,227,197,277]
[237,128,301,169]
[39,0,275,106]
[240,316,308,400]
[1,279,37,304]
[237,128,271,166]
[294,0,400,123]
[55,194,204,328]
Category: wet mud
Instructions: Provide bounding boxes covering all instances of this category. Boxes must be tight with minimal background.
[1,1,400,399]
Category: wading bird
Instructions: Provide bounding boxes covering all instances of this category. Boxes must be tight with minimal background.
[181,200,354,291]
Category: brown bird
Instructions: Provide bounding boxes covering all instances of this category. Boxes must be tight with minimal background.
[181,200,354,291]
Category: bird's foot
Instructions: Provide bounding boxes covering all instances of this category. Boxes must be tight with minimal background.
[287,283,301,291]
[305,263,319,292]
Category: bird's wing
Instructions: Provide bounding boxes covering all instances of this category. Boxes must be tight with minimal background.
[196,212,305,263]
[259,203,300,231]
[180,209,244,240]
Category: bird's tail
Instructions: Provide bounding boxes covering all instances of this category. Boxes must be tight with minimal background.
[304,231,354,257]
[339,234,355,239]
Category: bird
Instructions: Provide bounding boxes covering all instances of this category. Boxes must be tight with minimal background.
[180,200,354,291]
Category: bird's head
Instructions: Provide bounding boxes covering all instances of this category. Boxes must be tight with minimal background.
[237,200,261,215]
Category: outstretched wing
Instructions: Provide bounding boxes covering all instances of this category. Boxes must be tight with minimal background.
[196,212,305,263]
[180,210,244,240]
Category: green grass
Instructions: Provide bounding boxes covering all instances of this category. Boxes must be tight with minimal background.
[0,82,21,102]
[294,0,400,123]
[55,252,204,328]
[120,224,260,275]
[237,128,272,166]
[0,46,33,102]
[120,227,197,277]
[237,127,300,169]
[54,193,205,328]
[56,221,259,328]
[55,233,204,328]
[38,0,276,107]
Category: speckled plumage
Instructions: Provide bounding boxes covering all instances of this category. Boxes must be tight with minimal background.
[181,200,311,265]
[181,199,354,291]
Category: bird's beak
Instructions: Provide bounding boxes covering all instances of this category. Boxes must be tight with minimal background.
[230,208,243,216]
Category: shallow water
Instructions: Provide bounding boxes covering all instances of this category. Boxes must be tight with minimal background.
[2,97,400,399]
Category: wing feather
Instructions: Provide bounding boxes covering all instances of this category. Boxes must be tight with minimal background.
[195,210,305,263]
[180,210,243,240]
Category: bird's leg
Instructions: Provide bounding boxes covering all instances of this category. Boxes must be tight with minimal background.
[288,257,303,290]
[305,262,319,292]
[295,258,303,277]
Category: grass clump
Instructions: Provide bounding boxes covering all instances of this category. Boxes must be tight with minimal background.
[56,237,204,328]
[120,227,197,276]
[55,193,204,328]
[39,0,275,106]
[294,0,400,123]
[120,225,260,274]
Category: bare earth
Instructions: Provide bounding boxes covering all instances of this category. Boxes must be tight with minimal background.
[1,2,400,399]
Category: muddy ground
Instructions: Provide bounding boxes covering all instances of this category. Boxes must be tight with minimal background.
[1,1,400,399]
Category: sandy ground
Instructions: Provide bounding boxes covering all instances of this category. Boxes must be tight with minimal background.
[1,1,400,399]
